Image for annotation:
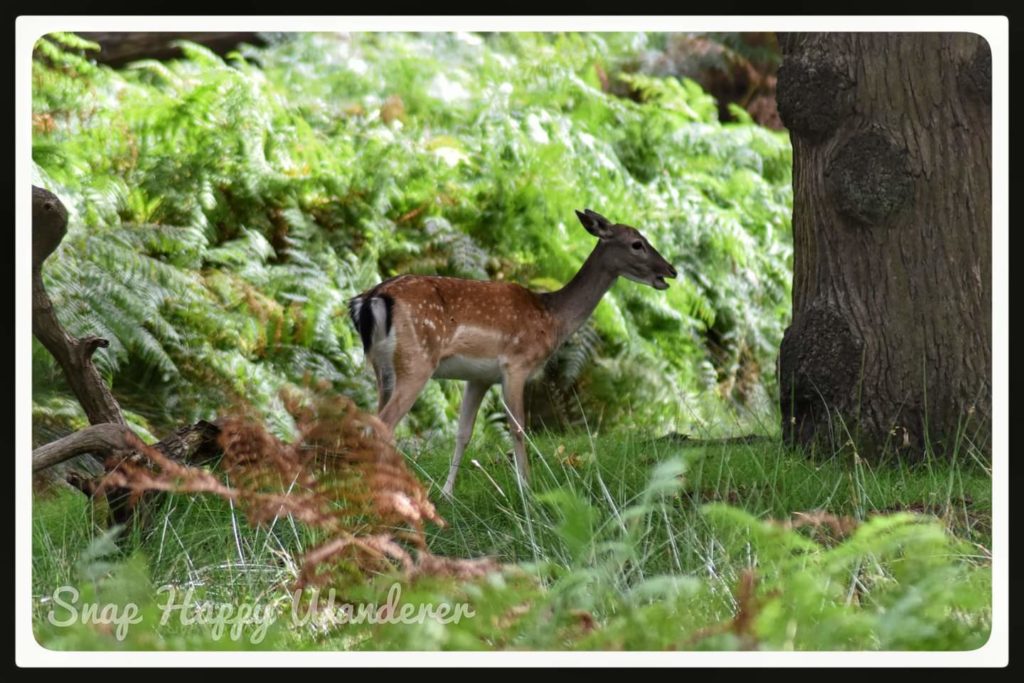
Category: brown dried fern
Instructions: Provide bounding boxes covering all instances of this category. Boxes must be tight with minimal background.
[96,392,498,588]
[773,509,860,545]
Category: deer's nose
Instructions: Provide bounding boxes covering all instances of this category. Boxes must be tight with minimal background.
[667,264,678,278]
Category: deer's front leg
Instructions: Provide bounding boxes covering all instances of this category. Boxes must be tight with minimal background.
[442,380,489,499]
[499,366,530,487]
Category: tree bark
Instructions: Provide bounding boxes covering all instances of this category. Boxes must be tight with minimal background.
[76,32,266,67]
[32,420,220,473]
[775,33,991,458]
[33,424,137,473]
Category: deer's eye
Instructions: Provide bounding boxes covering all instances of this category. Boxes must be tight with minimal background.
[631,241,643,251]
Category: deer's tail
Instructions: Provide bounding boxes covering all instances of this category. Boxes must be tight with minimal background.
[348,292,394,355]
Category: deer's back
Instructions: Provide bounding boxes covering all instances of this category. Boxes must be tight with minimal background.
[367,275,559,378]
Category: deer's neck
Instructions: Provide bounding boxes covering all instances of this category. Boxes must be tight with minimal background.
[543,244,617,342]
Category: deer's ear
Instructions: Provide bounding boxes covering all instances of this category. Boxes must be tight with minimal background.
[576,209,613,239]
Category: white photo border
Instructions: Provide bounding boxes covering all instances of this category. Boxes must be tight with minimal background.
[15,14,1010,667]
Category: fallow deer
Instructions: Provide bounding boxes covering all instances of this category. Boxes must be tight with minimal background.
[348,209,677,498]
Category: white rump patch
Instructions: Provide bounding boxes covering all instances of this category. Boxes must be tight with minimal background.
[365,298,396,395]
[369,298,390,347]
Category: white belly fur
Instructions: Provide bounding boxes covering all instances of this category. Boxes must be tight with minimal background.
[432,355,502,383]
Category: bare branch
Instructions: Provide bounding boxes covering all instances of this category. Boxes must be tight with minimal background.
[33,421,222,474]
[32,186,125,427]
[32,423,138,472]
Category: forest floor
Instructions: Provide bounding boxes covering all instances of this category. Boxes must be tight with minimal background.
[31,430,992,651]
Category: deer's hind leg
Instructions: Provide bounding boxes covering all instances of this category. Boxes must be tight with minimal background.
[377,341,437,433]
[378,370,433,433]
[371,361,394,413]
[442,380,489,498]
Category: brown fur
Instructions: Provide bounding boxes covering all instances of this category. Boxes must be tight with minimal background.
[377,275,560,377]
[353,209,676,498]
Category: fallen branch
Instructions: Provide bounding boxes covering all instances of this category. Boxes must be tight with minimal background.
[32,423,136,473]
[655,432,772,447]
[33,420,222,474]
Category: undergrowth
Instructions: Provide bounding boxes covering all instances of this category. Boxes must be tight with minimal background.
[33,428,991,651]
[32,31,792,444]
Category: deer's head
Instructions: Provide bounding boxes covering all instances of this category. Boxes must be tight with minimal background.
[575,209,677,290]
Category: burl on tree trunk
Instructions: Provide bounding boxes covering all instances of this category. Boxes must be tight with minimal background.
[775,33,991,457]
[31,187,220,524]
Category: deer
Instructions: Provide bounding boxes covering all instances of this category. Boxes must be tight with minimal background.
[348,209,677,499]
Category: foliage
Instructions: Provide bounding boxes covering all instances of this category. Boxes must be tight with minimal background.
[92,392,497,590]
[32,31,792,442]
[30,31,990,655]
[32,432,990,651]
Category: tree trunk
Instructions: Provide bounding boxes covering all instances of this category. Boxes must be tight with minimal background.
[76,33,266,67]
[775,33,991,458]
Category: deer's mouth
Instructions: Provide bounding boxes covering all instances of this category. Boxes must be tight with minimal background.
[652,275,669,290]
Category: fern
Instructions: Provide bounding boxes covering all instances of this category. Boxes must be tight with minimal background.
[32,31,792,437]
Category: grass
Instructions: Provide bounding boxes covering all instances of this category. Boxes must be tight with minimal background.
[31,424,992,651]
[413,430,991,566]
